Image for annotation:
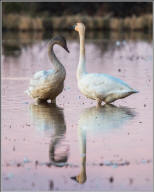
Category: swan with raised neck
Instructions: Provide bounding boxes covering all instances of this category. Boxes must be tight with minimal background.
[73,23,87,79]
[73,22,138,106]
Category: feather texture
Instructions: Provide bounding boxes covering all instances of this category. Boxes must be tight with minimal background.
[26,36,69,102]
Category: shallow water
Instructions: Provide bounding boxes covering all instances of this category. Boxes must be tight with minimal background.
[2,31,153,191]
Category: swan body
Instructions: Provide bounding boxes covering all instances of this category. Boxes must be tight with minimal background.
[78,73,138,104]
[26,36,69,103]
[73,23,138,106]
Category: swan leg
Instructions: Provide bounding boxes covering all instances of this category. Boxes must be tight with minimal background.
[35,98,46,104]
[96,98,102,107]
[50,98,56,104]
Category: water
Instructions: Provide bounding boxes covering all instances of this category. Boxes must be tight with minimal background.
[2,31,153,191]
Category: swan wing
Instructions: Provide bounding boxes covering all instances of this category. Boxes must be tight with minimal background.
[26,70,54,96]
[79,73,134,97]
[33,70,47,80]
[30,69,54,86]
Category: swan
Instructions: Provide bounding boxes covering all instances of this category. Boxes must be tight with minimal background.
[73,23,138,106]
[26,35,69,104]
[71,104,135,184]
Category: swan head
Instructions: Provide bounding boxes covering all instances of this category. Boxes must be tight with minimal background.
[71,173,87,184]
[73,22,85,33]
[51,35,70,53]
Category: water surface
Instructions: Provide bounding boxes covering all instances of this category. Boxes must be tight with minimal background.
[2,31,153,191]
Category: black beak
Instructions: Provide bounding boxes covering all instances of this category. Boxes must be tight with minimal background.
[72,24,76,30]
[65,46,70,53]
[70,176,77,181]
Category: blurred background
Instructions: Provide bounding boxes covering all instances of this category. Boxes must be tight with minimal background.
[2,2,153,56]
[2,2,152,31]
[2,2,152,17]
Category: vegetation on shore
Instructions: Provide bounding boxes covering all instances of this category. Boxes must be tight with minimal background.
[3,14,152,32]
[2,2,152,18]
[2,2,152,31]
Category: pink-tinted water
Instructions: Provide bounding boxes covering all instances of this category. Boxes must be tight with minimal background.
[2,31,153,191]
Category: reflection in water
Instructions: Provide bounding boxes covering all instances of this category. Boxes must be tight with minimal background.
[29,103,69,167]
[71,104,135,184]
[2,30,152,57]
[3,42,22,57]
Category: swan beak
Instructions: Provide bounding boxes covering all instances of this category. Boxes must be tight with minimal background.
[72,24,77,30]
[70,176,77,181]
[65,46,70,53]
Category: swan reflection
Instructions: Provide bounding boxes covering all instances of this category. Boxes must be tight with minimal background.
[29,103,69,167]
[71,104,135,184]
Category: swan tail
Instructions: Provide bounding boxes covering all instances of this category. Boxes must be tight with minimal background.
[131,89,139,94]
[25,88,31,96]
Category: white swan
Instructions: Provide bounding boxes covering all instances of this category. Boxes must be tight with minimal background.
[73,23,138,106]
[26,36,69,104]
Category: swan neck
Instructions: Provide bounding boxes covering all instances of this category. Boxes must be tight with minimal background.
[79,31,85,57]
[48,43,64,71]
[77,30,86,79]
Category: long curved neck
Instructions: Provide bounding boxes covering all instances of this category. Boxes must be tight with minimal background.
[77,30,86,79]
[48,43,64,71]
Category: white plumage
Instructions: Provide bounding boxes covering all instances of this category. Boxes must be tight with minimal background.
[73,23,138,106]
[78,73,138,103]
